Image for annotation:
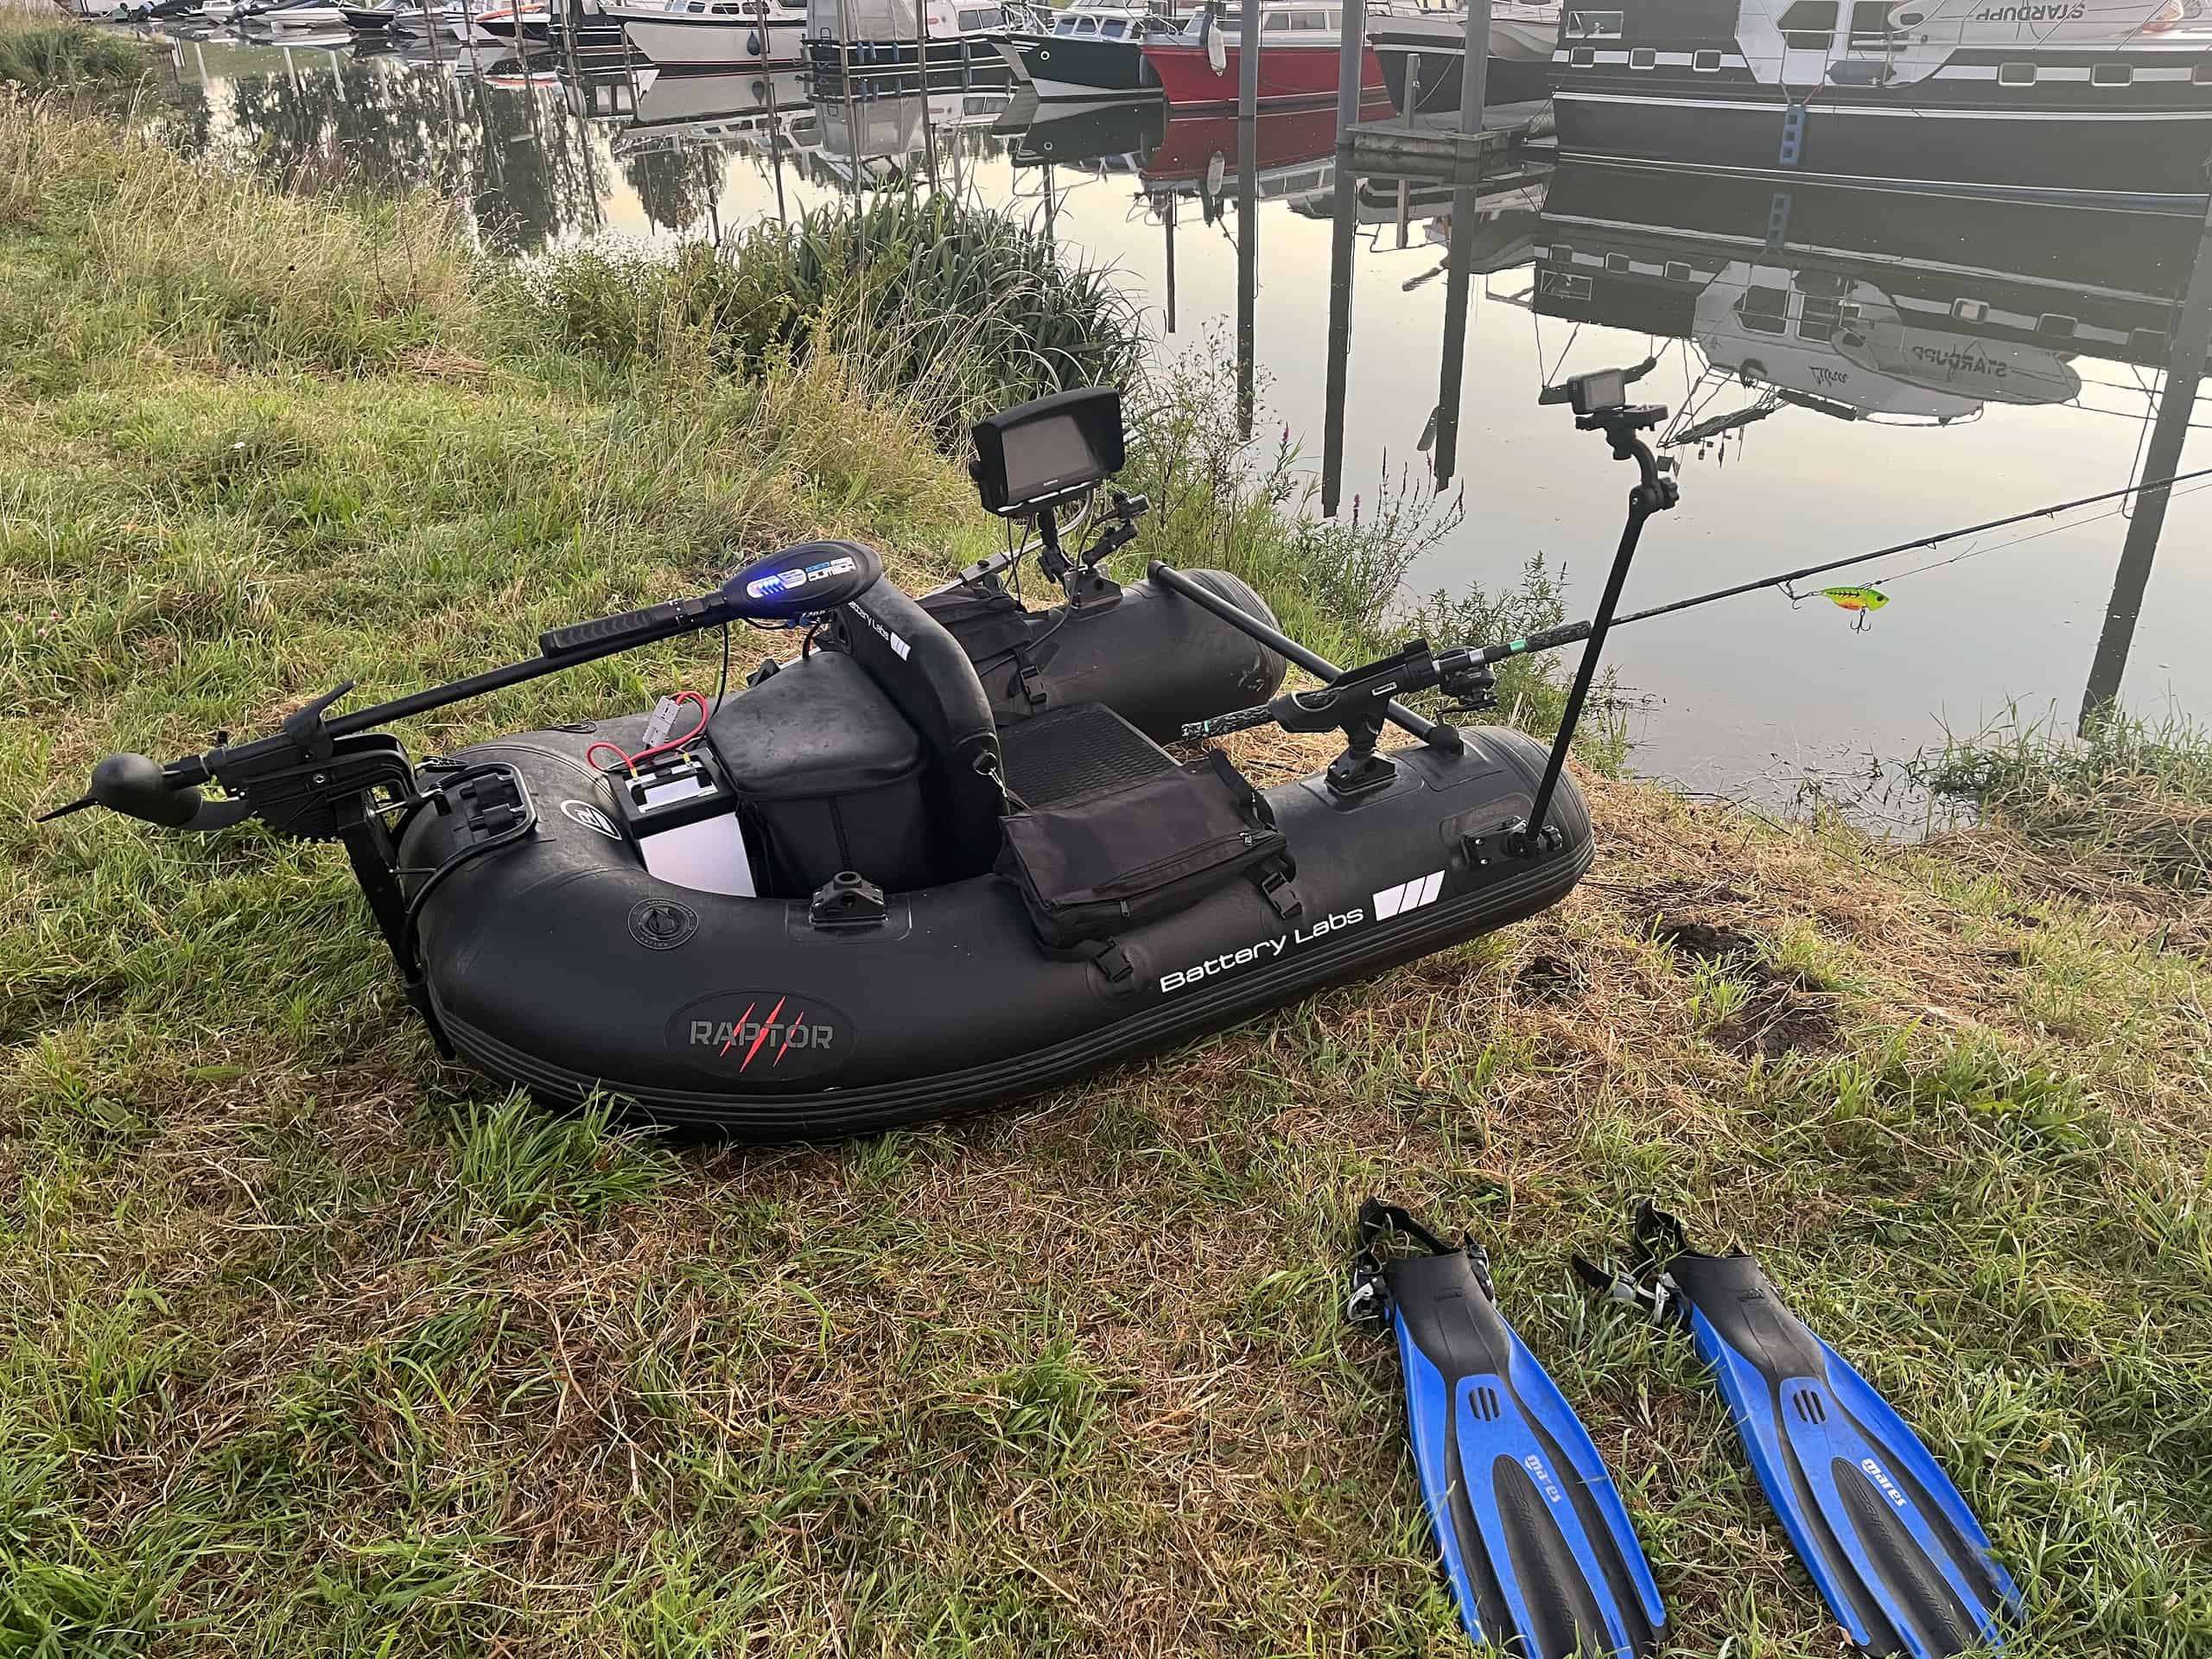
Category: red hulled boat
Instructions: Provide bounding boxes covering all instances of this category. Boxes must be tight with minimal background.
[1142,3,1389,108]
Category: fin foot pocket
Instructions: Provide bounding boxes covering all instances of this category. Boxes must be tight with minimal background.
[1352,1201,1668,1658]
[1580,1205,2024,1659]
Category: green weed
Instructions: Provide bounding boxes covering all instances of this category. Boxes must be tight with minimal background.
[444,1092,677,1231]
[1909,703,2212,891]
[0,16,150,92]
[520,191,1139,435]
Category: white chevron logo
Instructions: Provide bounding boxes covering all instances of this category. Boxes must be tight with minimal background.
[1373,870,1446,920]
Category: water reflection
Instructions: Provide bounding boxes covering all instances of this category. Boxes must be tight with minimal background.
[171,39,609,251]
[148,28,2212,802]
[1320,154,1546,510]
[1531,165,2194,444]
[1516,160,2212,730]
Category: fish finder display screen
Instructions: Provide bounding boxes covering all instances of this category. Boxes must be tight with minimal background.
[972,387,1126,516]
[999,415,1100,505]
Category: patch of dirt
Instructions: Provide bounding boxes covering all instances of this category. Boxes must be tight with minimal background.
[1513,950,1588,1004]
[1650,918,1765,965]
[1603,874,1751,910]
[1640,912,1840,1058]
[1711,981,1841,1060]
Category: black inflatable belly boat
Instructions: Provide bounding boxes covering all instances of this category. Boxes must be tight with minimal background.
[398,577,1591,1135]
[48,378,1679,1141]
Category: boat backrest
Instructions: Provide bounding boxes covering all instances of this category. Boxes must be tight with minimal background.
[832,583,1007,880]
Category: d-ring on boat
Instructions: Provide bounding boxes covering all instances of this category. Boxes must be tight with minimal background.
[44,380,1675,1141]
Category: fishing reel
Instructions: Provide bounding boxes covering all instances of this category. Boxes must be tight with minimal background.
[1181,639,1494,799]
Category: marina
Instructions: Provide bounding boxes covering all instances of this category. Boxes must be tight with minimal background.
[118,0,2212,812]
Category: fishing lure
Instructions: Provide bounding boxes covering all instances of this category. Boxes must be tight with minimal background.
[1816,585,1890,629]
[1783,582,1891,630]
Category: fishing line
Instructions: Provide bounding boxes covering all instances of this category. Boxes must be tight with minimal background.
[1869,477,2212,587]
[1595,464,2212,635]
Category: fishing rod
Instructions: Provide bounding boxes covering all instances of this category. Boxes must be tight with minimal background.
[1167,387,2212,859]
[1470,462,2212,671]
[1168,365,1681,857]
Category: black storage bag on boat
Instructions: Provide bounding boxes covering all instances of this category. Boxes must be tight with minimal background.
[919,585,1034,664]
[919,586,1051,715]
[706,651,934,897]
[996,750,1289,950]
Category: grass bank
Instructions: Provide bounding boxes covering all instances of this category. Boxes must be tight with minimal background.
[0,9,152,91]
[1911,706,2212,898]
[4,93,2210,1659]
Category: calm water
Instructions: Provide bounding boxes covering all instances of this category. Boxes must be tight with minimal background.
[151,29,2212,813]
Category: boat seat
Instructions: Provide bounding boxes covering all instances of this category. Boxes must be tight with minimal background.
[831,582,1006,880]
[997,702,1179,810]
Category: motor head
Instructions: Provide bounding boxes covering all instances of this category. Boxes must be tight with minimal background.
[95,752,206,826]
[720,540,884,624]
[41,749,254,831]
[37,752,202,828]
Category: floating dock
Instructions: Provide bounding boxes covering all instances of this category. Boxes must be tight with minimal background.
[1347,98,1552,176]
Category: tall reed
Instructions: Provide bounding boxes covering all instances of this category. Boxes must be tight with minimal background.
[523,192,1139,435]
[0,12,150,91]
[1910,704,2212,890]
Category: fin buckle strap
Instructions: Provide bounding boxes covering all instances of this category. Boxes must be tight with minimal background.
[1570,1198,1694,1325]
[1345,1198,1489,1328]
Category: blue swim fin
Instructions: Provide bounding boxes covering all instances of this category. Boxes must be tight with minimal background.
[1576,1202,2024,1659]
[1349,1200,1667,1658]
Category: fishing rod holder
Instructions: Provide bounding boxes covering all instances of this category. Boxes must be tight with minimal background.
[1172,637,1494,798]
[1274,640,1491,798]
[1510,378,1681,859]
[1151,563,1468,761]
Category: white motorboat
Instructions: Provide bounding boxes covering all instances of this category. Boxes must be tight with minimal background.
[1369,0,1558,62]
[1882,0,2206,46]
[804,0,1022,73]
[240,2,356,29]
[611,0,812,67]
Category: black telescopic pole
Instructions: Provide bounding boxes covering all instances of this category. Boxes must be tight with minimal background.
[320,594,733,740]
[1147,561,1456,750]
[1516,423,1675,855]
